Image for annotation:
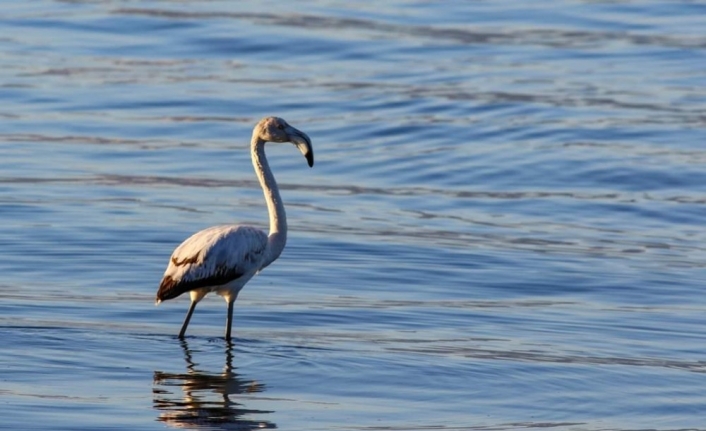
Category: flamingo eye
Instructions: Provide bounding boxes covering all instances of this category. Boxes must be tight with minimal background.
[277,124,284,130]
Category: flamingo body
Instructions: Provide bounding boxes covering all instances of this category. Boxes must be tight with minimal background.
[157,225,267,304]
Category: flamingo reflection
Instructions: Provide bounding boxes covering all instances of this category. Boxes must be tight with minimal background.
[153,340,276,430]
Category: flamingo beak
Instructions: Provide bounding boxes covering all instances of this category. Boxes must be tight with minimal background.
[287,126,314,167]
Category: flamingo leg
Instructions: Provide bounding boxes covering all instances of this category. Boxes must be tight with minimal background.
[225,298,236,341]
[225,300,234,341]
[178,301,197,339]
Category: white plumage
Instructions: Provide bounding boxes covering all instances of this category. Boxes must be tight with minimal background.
[156,116,314,340]
[158,225,267,301]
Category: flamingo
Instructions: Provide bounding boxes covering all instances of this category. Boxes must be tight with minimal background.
[156,116,314,341]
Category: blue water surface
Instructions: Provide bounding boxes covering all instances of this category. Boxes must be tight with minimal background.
[2,1,706,430]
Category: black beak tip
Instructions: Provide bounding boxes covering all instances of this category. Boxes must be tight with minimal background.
[306,153,314,167]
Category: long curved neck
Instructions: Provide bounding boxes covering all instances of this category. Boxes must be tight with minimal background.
[251,135,287,269]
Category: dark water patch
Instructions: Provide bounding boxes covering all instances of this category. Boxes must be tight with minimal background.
[113,7,706,50]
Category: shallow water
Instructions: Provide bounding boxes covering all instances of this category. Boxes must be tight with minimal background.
[2,1,706,430]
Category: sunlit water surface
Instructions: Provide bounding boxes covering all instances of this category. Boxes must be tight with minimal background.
[2,1,706,430]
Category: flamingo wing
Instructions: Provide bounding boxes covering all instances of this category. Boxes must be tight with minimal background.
[156,225,268,302]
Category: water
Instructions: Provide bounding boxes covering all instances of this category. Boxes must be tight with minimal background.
[2,1,706,429]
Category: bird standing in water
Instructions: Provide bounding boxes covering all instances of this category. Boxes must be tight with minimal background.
[156,117,314,341]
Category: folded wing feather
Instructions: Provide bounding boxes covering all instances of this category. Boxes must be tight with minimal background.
[156,225,268,302]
